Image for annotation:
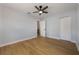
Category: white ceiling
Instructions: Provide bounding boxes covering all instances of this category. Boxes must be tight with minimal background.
[1,3,78,19]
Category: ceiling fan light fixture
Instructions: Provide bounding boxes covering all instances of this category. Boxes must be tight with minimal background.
[39,11,43,14]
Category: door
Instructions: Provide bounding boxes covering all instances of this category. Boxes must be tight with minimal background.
[60,16,71,41]
[39,20,46,37]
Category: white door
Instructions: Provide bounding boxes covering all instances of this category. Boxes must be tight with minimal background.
[40,20,46,37]
[60,16,71,41]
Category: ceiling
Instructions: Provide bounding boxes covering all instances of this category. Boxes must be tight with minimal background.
[0,3,78,19]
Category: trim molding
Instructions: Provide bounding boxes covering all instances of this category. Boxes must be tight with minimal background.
[46,36,60,40]
[46,36,76,43]
[0,36,37,47]
[76,43,79,51]
[78,47,79,51]
[77,46,79,51]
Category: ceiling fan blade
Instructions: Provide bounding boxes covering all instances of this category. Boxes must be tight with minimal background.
[42,6,48,11]
[33,11,38,13]
[35,6,40,11]
[43,11,48,13]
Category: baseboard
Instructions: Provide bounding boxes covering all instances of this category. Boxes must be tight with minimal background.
[46,36,60,40]
[76,43,79,51]
[0,36,37,47]
[76,46,79,52]
[46,36,76,43]
[60,39,76,43]
[77,46,79,51]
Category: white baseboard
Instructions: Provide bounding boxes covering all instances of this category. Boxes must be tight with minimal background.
[77,47,79,51]
[60,39,76,43]
[0,36,36,47]
[46,36,60,40]
[46,36,76,43]
[75,43,79,51]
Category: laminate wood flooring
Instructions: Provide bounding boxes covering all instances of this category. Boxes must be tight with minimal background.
[0,37,79,55]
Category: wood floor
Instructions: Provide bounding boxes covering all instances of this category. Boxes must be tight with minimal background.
[0,37,79,55]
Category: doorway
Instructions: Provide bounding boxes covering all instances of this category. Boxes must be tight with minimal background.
[60,16,71,41]
[37,20,46,37]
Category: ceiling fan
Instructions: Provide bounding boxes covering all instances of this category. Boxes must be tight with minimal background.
[33,5,48,15]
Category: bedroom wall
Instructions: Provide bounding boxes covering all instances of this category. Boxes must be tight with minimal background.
[76,4,79,51]
[0,6,37,46]
[45,8,77,43]
[45,15,60,39]
[0,6,3,44]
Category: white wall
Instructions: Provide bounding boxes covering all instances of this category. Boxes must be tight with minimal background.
[45,9,77,42]
[0,6,3,44]
[60,16,71,41]
[0,6,37,45]
[40,20,46,37]
[45,15,60,39]
[76,4,79,51]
